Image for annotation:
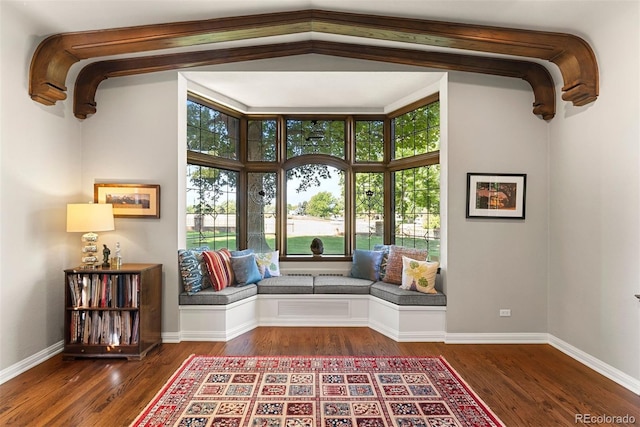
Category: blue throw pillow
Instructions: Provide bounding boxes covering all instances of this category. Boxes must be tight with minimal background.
[230,248,254,257]
[350,249,384,281]
[230,253,262,286]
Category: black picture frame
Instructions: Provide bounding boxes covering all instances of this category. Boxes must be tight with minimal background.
[466,173,526,219]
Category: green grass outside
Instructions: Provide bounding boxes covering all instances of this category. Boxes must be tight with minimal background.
[187,231,440,258]
[187,231,440,257]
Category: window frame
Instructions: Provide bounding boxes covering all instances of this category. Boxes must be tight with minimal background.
[186,93,440,260]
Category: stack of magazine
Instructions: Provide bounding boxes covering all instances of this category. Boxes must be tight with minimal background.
[67,273,140,345]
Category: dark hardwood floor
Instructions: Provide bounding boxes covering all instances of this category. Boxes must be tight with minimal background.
[0,327,638,426]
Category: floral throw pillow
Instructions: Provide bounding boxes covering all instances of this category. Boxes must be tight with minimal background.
[400,256,439,294]
[255,250,280,278]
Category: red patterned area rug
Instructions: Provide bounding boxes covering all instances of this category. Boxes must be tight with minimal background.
[131,355,505,427]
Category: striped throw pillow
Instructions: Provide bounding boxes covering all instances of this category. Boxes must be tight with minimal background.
[202,249,234,291]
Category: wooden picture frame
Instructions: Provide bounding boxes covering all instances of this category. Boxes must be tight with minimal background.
[466,173,526,219]
[94,184,160,218]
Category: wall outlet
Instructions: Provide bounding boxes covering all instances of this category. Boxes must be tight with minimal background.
[499,309,511,317]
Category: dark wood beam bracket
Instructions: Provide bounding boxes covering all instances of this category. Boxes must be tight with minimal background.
[30,9,597,113]
[74,40,555,120]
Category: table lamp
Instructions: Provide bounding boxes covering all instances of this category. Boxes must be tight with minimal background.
[67,203,115,269]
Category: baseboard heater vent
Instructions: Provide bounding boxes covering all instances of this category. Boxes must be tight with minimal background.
[318,273,346,277]
[278,300,350,317]
[285,273,313,277]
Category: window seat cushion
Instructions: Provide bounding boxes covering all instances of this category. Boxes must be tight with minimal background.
[257,276,314,294]
[370,281,446,306]
[313,276,374,294]
[179,284,258,305]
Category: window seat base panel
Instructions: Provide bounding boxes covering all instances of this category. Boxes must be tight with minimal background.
[179,294,446,342]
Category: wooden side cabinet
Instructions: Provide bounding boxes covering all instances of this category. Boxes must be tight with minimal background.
[63,263,162,360]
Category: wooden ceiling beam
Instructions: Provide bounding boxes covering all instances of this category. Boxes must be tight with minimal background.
[30,9,598,110]
[74,40,555,120]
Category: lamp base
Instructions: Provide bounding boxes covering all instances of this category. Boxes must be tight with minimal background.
[81,232,99,269]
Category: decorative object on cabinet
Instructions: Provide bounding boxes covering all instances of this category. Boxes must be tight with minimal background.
[111,241,123,269]
[466,173,527,219]
[66,203,115,269]
[63,263,162,360]
[101,244,111,268]
[94,183,160,218]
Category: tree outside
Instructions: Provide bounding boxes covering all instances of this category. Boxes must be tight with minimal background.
[306,191,342,219]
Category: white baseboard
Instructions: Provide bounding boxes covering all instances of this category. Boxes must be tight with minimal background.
[225,319,260,341]
[548,334,640,395]
[368,319,401,341]
[445,332,639,395]
[445,332,548,344]
[161,332,181,343]
[0,340,64,385]
[180,319,259,342]
[179,330,230,341]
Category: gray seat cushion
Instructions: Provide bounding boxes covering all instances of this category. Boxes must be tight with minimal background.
[257,276,314,294]
[313,276,373,294]
[179,284,258,305]
[370,281,446,306]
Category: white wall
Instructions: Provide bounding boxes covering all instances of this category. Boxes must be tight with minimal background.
[446,73,549,335]
[548,2,640,381]
[0,2,82,372]
[81,72,181,334]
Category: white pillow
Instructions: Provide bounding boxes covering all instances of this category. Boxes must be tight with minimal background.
[400,256,439,294]
[254,250,280,278]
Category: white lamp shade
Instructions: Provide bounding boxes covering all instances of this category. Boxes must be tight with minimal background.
[67,203,115,232]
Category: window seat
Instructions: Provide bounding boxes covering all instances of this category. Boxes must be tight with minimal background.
[178,274,446,342]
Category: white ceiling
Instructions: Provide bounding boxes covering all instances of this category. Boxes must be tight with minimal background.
[184,71,444,114]
[10,0,582,112]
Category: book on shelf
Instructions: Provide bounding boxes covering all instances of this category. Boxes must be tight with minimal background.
[81,275,89,307]
[68,275,78,307]
[125,312,130,345]
[68,272,141,309]
[131,312,140,344]
[68,309,138,346]
[100,274,108,307]
[83,313,91,344]
[69,311,78,343]
[117,275,125,308]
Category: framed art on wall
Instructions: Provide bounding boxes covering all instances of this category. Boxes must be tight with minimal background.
[466,173,526,219]
[94,183,160,218]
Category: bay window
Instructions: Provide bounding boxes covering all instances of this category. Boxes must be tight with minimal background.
[185,93,440,260]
